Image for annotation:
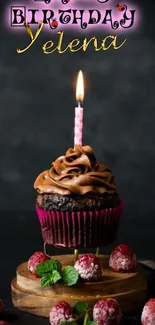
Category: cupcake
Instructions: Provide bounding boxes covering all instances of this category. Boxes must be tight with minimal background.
[34,145,124,248]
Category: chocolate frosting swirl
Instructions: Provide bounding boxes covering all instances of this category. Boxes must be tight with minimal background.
[34,145,117,195]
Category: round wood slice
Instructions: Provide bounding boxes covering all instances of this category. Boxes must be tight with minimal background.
[11,254,147,317]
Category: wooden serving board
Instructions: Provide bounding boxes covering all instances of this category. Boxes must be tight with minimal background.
[11,255,147,317]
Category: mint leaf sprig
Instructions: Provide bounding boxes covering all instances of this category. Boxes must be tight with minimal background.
[62,266,79,286]
[35,261,97,324]
[36,259,61,276]
[59,301,97,325]
[74,302,94,325]
[36,259,79,288]
[41,270,61,288]
[74,301,89,315]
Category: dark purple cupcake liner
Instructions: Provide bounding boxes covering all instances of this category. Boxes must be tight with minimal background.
[36,200,124,248]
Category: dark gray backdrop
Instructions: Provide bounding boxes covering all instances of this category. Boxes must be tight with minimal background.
[1,0,155,260]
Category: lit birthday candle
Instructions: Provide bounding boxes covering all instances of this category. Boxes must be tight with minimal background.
[74,70,84,147]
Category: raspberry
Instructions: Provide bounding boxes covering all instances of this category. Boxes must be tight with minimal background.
[49,301,74,325]
[0,300,4,313]
[141,299,155,325]
[109,244,136,273]
[74,254,102,281]
[93,299,122,325]
[28,251,50,274]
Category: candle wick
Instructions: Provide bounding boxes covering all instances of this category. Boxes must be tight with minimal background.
[78,101,81,108]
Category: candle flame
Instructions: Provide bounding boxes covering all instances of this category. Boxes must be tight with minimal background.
[76,70,84,103]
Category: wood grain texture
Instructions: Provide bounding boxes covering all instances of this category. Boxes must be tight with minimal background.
[11,255,147,317]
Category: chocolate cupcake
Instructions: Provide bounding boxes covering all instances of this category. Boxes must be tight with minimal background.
[34,145,124,248]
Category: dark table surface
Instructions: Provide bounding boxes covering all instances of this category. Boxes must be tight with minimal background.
[0,211,155,325]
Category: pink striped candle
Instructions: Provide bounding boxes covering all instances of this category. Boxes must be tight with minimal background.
[74,71,84,146]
